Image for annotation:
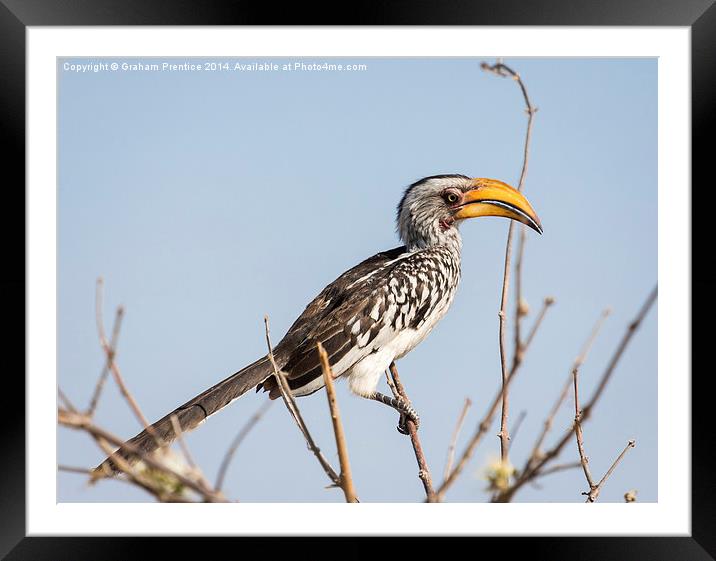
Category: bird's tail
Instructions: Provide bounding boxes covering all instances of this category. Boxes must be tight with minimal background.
[93,356,274,477]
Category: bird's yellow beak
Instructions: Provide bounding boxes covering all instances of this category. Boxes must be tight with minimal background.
[454,178,543,234]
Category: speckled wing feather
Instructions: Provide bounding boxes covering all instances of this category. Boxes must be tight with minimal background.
[259,245,409,397]
[260,244,461,399]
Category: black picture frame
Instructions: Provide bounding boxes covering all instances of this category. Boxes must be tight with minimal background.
[2,1,711,559]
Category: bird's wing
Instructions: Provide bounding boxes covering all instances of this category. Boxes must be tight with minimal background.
[271,245,405,352]
[283,246,406,332]
[260,245,413,397]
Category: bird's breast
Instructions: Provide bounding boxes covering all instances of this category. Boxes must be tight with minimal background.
[388,252,461,358]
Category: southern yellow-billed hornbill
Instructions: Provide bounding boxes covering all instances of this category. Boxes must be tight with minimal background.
[96,174,541,474]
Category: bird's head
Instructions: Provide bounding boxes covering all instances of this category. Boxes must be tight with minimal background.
[396,174,542,250]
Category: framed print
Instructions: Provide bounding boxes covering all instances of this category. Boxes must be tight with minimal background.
[3,0,712,559]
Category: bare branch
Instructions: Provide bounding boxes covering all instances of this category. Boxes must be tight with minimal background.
[528,307,611,470]
[582,288,657,420]
[87,277,125,417]
[318,342,359,503]
[513,228,528,363]
[497,228,515,463]
[535,461,581,479]
[169,414,198,470]
[388,362,436,502]
[434,297,553,501]
[94,279,152,432]
[263,315,341,487]
[509,410,528,446]
[169,414,216,496]
[495,286,656,502]
[573,361,596,492]
[443,397,472,481]
[523,297,555,351]
[58,387,78,413]
[59,408,227,502]
[479,60,538,466]
[215,400,272,492]
[498,238,514,464]
[586,440,636,503]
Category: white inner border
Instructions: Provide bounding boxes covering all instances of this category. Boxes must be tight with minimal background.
[28,27,690,536]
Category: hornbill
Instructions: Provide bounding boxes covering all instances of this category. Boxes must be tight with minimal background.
[95,174,542,475]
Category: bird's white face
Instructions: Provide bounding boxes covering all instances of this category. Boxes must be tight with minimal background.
[396,174,542,250]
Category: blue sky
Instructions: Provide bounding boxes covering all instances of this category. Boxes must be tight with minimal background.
[57,57,657,503]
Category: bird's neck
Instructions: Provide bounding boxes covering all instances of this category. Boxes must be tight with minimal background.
[405,225,463,256]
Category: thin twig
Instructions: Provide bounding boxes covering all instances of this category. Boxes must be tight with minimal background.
[585,440,636,503]
[59,408,227,502]
[535,461,581,478]
[573,362,596,493]
[215,400,273,492]
[443,397,472,481]
[58,387,78,413]
[388,362,436,502]
[95,279,152,431]
[582,289,657,421]
[497,228,515,463]
[509,410,528,446]
[169,413,216,495]
[434,297,553,501]
[494,286,656,502]
[480,60,538,465]
[62,285,228,502]
[91,435,174,501]
[263,315,340,487]
[87,278,124,417]
[513,228,528,366]
[318,342,358,503]
[169,414,198,470]
[527,307,611,469]
[523,297,555,351]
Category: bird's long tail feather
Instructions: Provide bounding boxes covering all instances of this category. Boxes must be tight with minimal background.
[94,356,274,476]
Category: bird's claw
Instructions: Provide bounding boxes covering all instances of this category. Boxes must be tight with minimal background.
[396,409,420,435]
[397,414,409,435]
[370,391,420,435]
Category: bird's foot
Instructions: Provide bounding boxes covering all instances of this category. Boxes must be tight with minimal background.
[396,405,420,435]
[371,392,420,435]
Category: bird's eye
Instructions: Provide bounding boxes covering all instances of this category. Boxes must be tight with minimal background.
[444,192,460,204]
